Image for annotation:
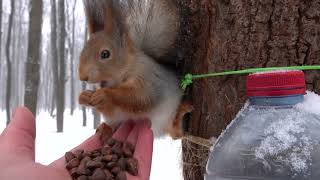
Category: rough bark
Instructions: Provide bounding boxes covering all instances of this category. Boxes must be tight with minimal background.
[5,0,14,124]
[57,0,66,132]
[176,0,320,179]
[24,0,43,115]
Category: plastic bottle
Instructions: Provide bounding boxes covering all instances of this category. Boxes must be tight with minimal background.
[205,71,320,180]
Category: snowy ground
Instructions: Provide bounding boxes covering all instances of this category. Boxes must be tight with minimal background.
[0,109,183,180]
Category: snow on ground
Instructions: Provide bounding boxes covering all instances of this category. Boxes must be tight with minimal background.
[0,109,183,180]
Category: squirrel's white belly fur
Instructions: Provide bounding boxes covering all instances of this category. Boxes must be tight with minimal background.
[101,51,183,136]
[81,0,182,137]
[103,94,181,137]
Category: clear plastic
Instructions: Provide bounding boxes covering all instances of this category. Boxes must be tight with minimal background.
[205,95,320,180]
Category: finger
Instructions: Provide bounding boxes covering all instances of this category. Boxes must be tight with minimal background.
[79,99,90,106]
[3,163,71,180]
[112,120,134,141]
[50,134,102,169]
[79,95,90,101]
[129,124,153,179]
[90,95,104,106]
[1,107,36,161]
[126,119,151,147]
[79,91,93,105]
[79,91,93,99]
[52,121,135,169]
[83,90,94,95]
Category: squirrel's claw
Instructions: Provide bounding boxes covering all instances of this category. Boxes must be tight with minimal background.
[79,90,94,106]
[90,89,109,107]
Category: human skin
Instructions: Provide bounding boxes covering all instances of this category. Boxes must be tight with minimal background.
[0,107,153,180]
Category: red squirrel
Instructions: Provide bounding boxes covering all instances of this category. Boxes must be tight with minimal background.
[78,0,192,139]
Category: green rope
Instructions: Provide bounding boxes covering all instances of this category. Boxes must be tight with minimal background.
[181,65,320,90]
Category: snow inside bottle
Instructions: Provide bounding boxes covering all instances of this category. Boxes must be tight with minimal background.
[205,70,320,180]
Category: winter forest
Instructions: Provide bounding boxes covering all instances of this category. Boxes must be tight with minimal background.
[2,0,320,179]
[0,0,101,131]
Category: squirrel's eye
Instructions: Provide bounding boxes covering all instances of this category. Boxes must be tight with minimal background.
[100,50,111,60]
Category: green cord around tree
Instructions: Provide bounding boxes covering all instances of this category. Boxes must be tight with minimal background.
[181,65,320,90]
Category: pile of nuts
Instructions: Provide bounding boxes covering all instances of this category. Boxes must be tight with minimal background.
[65,138,138,180]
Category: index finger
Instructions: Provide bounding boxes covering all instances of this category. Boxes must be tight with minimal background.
[128,126,154,179]
[1,107,36,161]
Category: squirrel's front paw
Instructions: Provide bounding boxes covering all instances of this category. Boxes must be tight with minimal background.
[90,89,110,109]
[79,90,94,106]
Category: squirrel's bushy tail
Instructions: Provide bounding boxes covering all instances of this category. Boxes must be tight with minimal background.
[127,0,180,59]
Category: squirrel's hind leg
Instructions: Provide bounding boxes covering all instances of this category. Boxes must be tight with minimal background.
[166,101,193,140]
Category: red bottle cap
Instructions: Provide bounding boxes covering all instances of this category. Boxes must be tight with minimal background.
[246,71,306,97]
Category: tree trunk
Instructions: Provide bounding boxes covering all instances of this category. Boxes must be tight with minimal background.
[11,4,17,109]
[50,0,58,118]
[5,0,15,124]
[11,3,23,108]
[177,0,320,180]
[82,25,88,127]
[70,0,77,115]
[16,3,24,106]
[0,0,2,109]
[0,0,2,82]
[18,1,28,107]
[24,0,43,115]
[57,0,66,132]
[93,109,101,129]
[82,82,87,126]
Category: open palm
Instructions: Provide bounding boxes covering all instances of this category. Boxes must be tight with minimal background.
[0,107,153,180]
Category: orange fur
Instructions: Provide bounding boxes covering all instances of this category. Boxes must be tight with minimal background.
[166,101,193,139]
[79,0,190,138]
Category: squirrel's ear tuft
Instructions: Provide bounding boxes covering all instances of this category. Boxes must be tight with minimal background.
[83,0,105,34]
[103,1,127,46]
[83,0,128,45]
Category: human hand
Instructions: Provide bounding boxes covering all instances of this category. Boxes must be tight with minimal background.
[0,107,153,180]
[111,120,154,180]
[53,119,154,180]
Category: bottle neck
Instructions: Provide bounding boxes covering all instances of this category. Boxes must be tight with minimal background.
[249,95,304,106]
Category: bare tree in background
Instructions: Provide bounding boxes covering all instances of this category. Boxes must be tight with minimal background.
[81,82,87,126]
[12,2,24,108]
[15,3,26,107]
[50,0,58,118]
[82,26,88,126]
[57,0,66,132]
[0,0,2,109]
[17,1,28,108]
[91,84,100,129]
[0,0,2,76]
[5,0,14,124]
[93,108,101,129]
[24,0,43,115]
[67,0,77,115]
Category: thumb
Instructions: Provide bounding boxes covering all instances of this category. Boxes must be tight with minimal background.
[1,107,36,161]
